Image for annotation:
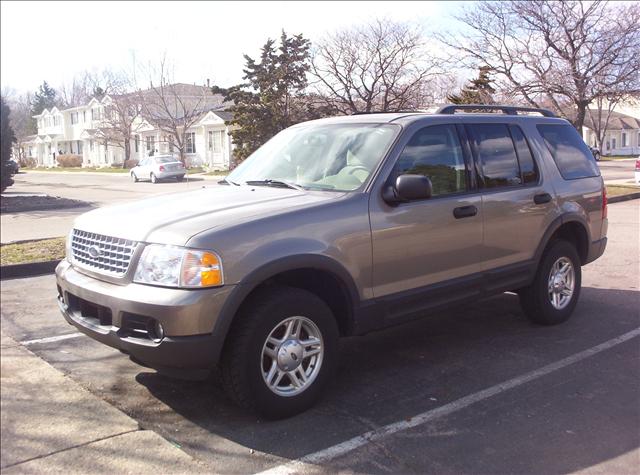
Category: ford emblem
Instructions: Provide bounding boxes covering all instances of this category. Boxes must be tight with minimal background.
[88,245,102,258]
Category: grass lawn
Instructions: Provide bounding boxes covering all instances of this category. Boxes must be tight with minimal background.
[606,184,640,197]
[1,237,66,266]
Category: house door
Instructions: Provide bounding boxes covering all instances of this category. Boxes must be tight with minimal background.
[208,130,225,168]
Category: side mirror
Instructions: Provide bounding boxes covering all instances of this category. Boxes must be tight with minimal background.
[383,174,433,205]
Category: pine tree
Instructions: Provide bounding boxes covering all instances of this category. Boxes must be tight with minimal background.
[447,67,496,105]
[1,96,17,192]
[30,81,58,116]
[212,31,312,162]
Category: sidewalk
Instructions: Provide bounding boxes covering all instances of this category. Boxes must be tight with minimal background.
[0,330,206,474]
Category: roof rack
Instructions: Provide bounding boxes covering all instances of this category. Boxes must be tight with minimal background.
[436,104,556,118]
[350,110,423,115]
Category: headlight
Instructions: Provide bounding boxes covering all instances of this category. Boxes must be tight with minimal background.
[133,244,223,288]
[66,229,74,262]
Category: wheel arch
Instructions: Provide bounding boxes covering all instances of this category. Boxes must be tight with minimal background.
[535,214,591,265]
[209,254,361,364]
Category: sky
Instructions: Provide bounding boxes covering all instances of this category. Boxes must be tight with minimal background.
[0,1,467,94]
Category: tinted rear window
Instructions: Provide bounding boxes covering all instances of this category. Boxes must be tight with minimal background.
[467,124,521,188]
[537,124,599,179]
[155,157,176,164]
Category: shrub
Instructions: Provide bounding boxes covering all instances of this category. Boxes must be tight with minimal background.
[124,159,139,169]
[18,157,37,168]
[56,155,83,167]
[1,97,16,192]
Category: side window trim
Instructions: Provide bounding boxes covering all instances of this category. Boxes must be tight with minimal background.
[385,123,472,202]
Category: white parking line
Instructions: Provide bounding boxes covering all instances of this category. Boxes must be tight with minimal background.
[258,327,640,475]
[21,332,84,346]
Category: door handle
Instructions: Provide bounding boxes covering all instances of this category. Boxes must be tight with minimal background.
[453,205,478,219]
[534,193,552,204]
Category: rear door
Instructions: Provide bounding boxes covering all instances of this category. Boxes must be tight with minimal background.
[465,122,556,289]
[369,123,484,317]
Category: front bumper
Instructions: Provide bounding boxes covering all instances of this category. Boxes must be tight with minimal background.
[56,260,234,376]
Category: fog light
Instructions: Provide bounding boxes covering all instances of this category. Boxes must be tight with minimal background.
[149,320,164,342]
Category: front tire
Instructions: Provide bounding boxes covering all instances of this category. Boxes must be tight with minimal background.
[221,285,339,419]
[131,172,138,183]
[519,239,581,325]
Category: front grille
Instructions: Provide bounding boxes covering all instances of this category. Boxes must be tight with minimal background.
[71,229,137,276]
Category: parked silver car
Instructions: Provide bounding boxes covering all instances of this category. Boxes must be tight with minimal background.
[130,155,186,183]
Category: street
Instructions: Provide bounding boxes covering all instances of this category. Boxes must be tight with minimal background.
[598,159,637,182]
[1,199,638,473]
[1,172,221,242]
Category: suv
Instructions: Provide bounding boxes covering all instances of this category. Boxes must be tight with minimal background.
[56,105,607,418]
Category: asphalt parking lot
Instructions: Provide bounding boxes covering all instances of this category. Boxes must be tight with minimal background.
[1,200,639,473]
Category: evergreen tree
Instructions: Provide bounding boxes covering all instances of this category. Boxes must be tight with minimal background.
[447,67,496,105]
[212,31,312,162]
[30,81,58,116]
[1,96,17,192]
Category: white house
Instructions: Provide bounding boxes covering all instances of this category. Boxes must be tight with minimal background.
[22,84,236,170]
[582,99,640,156]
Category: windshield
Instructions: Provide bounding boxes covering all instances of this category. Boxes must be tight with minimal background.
[227,123,399,191]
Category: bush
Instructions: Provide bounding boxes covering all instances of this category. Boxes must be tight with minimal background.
[1,97,16,192]
[18,157,37,168]
[56,154,83,167]
[124,159,139,169]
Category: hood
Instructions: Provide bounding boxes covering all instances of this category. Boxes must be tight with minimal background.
[73,185,341,245]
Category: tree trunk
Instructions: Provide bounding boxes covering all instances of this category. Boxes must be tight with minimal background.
[573,101,588,137]
[123,138,130,168]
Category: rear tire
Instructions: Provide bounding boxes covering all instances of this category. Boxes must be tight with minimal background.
[176,175,184,182]
[150,173,158,184]
[221,285,339,419]
[519,239,581,325]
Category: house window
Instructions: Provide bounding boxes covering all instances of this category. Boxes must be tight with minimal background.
[208,131,213,150]
[146,136,154,151]
[91,108,101,121]
[77,140,83,155]
[82,110,86,122]
[90,140,94,151]
[612,137,616,149]
[622,133,626,147]
[71,112,78,125]
[54,116,60,126]
[135,135,139,153]
[28,146,33,156]
[185,132,196,153]
[168,138,174,153]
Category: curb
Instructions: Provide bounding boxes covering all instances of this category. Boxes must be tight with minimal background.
[608,192,640,204]
[0,260,61,280]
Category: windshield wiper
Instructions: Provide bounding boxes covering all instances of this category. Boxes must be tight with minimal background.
[244,179,304,191]
[219,177,240,186]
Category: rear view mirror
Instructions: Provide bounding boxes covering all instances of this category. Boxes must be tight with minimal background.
[383,174,433,204]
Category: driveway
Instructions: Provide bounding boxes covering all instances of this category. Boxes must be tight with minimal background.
[1,199,638,473]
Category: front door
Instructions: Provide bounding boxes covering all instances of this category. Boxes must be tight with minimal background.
[208,130,225,168]
[369,123,484,320]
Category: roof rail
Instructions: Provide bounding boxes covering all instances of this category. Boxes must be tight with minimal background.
[436,104,556,118]
[350,110,423,115]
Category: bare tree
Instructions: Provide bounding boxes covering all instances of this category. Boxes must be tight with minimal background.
[310,19,443,114]
[142,59,221,164]
[442,1,640,133]
[93,73,144,166]
[58,73,93,108]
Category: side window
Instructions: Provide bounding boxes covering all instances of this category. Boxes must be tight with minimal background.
[537,124,599,179]
[392,124,467,197]
[467,124,521,188]
[509,125,539,184]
